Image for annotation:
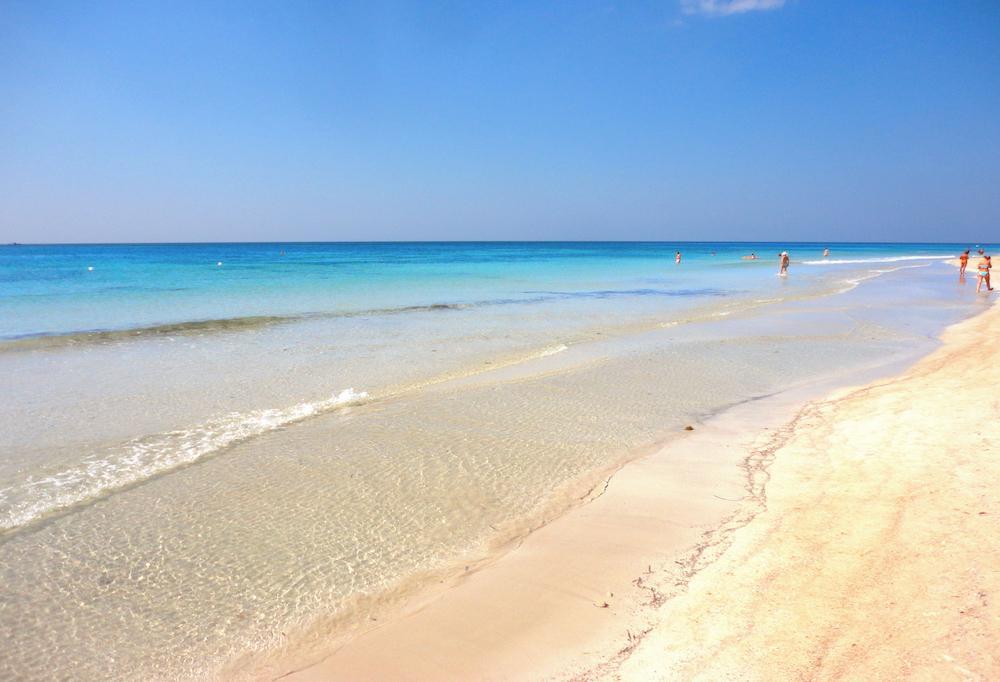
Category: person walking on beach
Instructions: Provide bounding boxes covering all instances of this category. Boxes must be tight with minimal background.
[960,249,970,278]
[675,251,681,264]
[779,251,790,276]
[976,252,992,293]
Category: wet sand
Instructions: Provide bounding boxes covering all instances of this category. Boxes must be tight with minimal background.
[618,298,1000,680]
[278,382,793,681]
[283,294,1000,680]
[280,297,999,681]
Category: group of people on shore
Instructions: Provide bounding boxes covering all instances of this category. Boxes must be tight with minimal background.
[959,248,993,293]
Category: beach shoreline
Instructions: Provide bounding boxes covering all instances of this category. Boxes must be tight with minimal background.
[617,296,999,680]
[2,252,985,681]
[271,380,795,680]
[8,0,1000,674]
[274,298,998,680]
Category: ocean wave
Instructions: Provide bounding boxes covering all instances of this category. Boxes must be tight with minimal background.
[0,388,369,535]
[801,255,954,265]
[833,263,931,294]
[1,315,295,352]
[523,287,729,299]
[0,305,469,352]
[538,343,569,357]
[363,302,466,315]
[2,288,728,352]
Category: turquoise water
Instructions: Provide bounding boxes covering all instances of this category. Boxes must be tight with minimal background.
[0,241,986,680]
[0,241,963,340]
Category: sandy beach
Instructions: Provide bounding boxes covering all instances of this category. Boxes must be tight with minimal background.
[5,250,982,681]
[282,298,999,681]
[618,297,1000,681]
[7,2,999,678]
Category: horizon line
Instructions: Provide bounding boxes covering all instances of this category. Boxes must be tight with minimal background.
[3,239,989,247]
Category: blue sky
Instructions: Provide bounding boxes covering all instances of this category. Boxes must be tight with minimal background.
[2,0,999,243]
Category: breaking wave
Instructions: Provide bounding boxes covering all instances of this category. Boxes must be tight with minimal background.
[0,388,369,534]
[801,255,954,265]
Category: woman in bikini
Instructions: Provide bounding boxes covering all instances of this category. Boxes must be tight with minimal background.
[976,254,992,293]
[959,249,970,278]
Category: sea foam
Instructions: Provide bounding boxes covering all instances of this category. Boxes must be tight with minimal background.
[802,255,954,265]
[0,388,369,533]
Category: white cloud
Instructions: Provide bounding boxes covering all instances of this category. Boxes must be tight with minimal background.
[682,0,786,17]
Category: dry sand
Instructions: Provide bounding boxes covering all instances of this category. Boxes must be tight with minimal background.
[618,299,1000,681]
[281,300,999,681]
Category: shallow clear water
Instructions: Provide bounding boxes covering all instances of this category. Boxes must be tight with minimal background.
[0,242,985,679]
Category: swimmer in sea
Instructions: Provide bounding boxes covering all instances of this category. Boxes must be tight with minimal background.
[779,251,790,276]
[823,247,830,257]
[675,251,681,264]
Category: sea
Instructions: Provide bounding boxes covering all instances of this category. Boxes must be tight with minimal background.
[0,241,990,679]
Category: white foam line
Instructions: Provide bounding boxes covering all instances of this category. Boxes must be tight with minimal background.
[872,263,933,273]
[802,254,954,265]
[538,343,568,357]
[0,388,369,533]
[834,262,931,294]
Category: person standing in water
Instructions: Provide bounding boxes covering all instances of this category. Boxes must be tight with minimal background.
[675,251,681,264]
[779,251,790,276]
[976,249,993,290]
[959,249,970,278]
[823,247,830,257]
[976,252,992,293]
